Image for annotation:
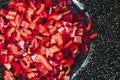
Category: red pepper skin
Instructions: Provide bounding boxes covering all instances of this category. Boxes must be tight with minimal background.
[11,62,23,77]
[86,18,92,31]
[0,42,4,51]
[0,55,8,64]
[66,57,74,65]
[54,52,64,61]
[49,59,60,67]
[29,77,40,80]
[80,44,88,54]
[36,4,45,15]
[44,0,53,7]
[48,13,63,21]
[22,73,27,80]
[34,54,53,70]
[20,55,32,69]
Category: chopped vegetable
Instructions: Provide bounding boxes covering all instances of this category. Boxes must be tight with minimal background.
[0,0,97,80]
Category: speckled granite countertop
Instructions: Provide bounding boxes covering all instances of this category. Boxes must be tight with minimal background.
[72,0,120,80]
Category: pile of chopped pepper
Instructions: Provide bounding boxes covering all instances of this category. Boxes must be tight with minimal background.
[0,0,97,80]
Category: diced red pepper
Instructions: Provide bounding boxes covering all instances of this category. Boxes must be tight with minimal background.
[11,62,23,77]
[15,14,21,27]
[76,28,84,35]
[16,2,27,13]
[86,18,92,31]
[22,73,27,80]
[54,52,64,61]
[48,13,63,21]
[35,63,45,72]
[7,44,18,55]
[74,36,82,43]
[6,10,17,20]
[34,54,53,70]
[90,31,98,39]
[28,0,36,9]
[21,20,30,29]
[20,55,32,69]
[29,77,40,80]
[0,42,4,51]
[5,27,15,40]
[0,9,8,16]
[80,44,88,53]
[26,10,32,22]
[12,29,21,41]
[66,57,74,65]
[29,22,36,29]
[49,45,60,54]
[37,46,46,55]
[49,59,60,67]
[51,33,63,45]
[36,4,45,15]
[0,55,8,64]
[44,0,53,7]
[36,24,47,34]
[27,72,39,79]
[0,34,5,43]
[4,70,14,80]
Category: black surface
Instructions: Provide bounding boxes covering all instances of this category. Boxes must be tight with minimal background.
[72,0,120,80]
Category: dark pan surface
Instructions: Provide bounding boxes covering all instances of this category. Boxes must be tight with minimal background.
[71,0,120,80]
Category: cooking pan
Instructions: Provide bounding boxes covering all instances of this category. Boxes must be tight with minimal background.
[0,0,119,80]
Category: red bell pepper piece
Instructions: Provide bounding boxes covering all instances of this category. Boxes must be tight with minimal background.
[37,46,46,55]
[28,0,36,9]
[0,34,5,43]
[21,20,30,29]
[54,52,64,61]
[27,72,39,79]
[29,77,40,80]
[80,44,88,53]
[90,31,98,39]
[63,39,73,49]
[36,24,47,34]
[0,9,8,16]
[20,55,32,69]
[0,42,4,51]
[22,73,27,80]
[86,18,92,31]
[49,59,60,67]
[74,36,82,43]
[16,2,27,13]
[43,0,53,7]
[4,70,14,80]
[15,14,21,27]
[26,10,32,22]
[6,10,17,20]
[5,27,15,40]
[36,4,45,15]
[12,29,21,41]
[48,13,63,21]
[34,54,53,70]
[49,45,60,54]
[66,57,74,65]
[7,43,18,55]
[51,33,63,45]
[11,62,23,77]
[63,64,70,75]
[0,55,8,64]
[35,63,45,72]
[70,26,77,37]
[76,28,84,35]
